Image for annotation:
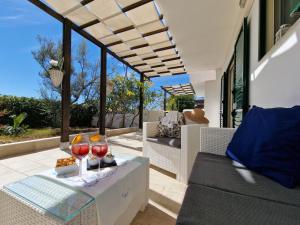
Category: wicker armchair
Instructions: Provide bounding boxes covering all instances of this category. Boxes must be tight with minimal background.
[199,127,236,156]
[143,122,209,184]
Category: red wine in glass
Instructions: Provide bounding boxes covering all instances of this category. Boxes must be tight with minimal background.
[91,144,108,158]
[72,143,89,178]
[72,143,89,159]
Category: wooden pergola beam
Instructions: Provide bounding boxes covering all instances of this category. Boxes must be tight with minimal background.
[79,19,100,29]
[80,0,95,6]
[131,43,149,50]
[162,56,181,62]
[168,65,184,70]
[139,74,144,129]
[27,0,143,77]
[60,20,72,148]
[122,53,138,59]
[122,0,153,13]
[172,72,187,76]
[151,64,165,68]
[142,55,158,60]
[163,89,167,111]
[133,63,147,67]
[99,48,107,135]
[114,25,135,34]
[154,45,176,52]
[142,27,168,37]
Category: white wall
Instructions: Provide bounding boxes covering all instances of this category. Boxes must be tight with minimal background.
[204,69,222,127]
[248,1,300,107]
[195,0,300,127]
[205,0,300,127]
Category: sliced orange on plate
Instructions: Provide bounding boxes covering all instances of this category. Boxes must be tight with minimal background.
[71,134,82,145]
[89,134,102,142]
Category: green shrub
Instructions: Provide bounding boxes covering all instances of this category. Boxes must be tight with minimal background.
[167,95,195,112]
[2,112,28,136]
[70,104,98,127]
[0,96,54,128]
[0,95,97,129]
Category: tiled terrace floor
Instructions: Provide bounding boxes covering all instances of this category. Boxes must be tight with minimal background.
[0,132,187,225]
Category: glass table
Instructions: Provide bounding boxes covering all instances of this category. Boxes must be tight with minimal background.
[4,175,94,222]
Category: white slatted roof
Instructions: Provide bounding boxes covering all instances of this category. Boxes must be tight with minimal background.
[44,0,186,78]
[162,83,195,96]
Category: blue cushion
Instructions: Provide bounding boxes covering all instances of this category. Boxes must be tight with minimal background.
[226,106,300,188]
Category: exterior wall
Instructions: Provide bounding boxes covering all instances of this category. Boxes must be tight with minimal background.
[204,0,300,126]
[144,110,164,122]
[91,110,164,128]
[204,70,222,127]
[248,2,300,107]
[0,128,139,158]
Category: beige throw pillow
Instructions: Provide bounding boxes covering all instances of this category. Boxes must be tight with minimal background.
[183,108,209,125]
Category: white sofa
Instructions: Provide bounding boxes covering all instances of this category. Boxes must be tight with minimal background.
[143,121,208,184]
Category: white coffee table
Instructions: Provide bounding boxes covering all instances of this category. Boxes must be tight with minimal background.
[0,155,149,225]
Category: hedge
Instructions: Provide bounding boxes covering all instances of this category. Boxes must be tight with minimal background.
[0,95,97,128]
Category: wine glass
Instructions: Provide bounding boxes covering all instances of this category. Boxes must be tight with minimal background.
[71,136,89,178]
[91,135,109,171]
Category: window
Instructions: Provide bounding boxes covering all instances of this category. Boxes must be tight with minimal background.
[221,18,250,128]
[259,0,300,59]
[275,0,300,33]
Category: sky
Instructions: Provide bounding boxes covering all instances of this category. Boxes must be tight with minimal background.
[0,0,190,99]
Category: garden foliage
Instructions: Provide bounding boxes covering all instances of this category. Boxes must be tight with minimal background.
[0,95,96,128]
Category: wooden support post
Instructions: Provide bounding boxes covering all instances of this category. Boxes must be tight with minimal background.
[163,90,167,111]
[60,20,72,150]
[139,74,144,129]
[99,48,107,135]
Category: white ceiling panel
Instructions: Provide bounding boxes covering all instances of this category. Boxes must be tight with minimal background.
[117,29,142,41]
[116,0,139,8]
[156,48,177,57]
[100,35,121,45]
[135,65,151,70]
[164,59,182,66]
[133,46,153,55]
[125,38,148,47]
[86,0,121,20]
[126,2,159,26]
[66,7,97,26]
[46,0,80,14]
[152,40,173,50]
[145,32,170,45]
[84,23,113,39]
[104,13,133,31]
[137,20,165,34]
[124,56,141,63]
[144,58,161,64]
[109,43,130,52]
[145,71,157,77]
[169,68,185,74]
[155,0,252,76]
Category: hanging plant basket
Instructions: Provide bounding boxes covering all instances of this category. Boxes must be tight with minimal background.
[49,69,64,87]
[107,80,114,94]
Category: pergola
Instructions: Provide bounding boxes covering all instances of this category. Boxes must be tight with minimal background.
[28,0,186,148]
[161,83,195,110]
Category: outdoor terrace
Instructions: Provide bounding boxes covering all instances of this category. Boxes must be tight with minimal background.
[0,132,186,225]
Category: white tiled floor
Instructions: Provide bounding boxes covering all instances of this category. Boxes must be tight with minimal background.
[0,132,187,225]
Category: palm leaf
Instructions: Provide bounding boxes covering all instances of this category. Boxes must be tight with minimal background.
[13,112,27,129]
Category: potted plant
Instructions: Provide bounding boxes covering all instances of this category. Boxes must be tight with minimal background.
[49,58,64,87]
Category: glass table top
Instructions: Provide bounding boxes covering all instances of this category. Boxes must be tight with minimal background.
[4,175,94,222]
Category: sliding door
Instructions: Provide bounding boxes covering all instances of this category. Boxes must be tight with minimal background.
[232,18,250,128]
[221,18,250,128]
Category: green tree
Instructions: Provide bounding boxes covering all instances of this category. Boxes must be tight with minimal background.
[106,72,161,127]
[167,95,195,112]
[32,36,100,104]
